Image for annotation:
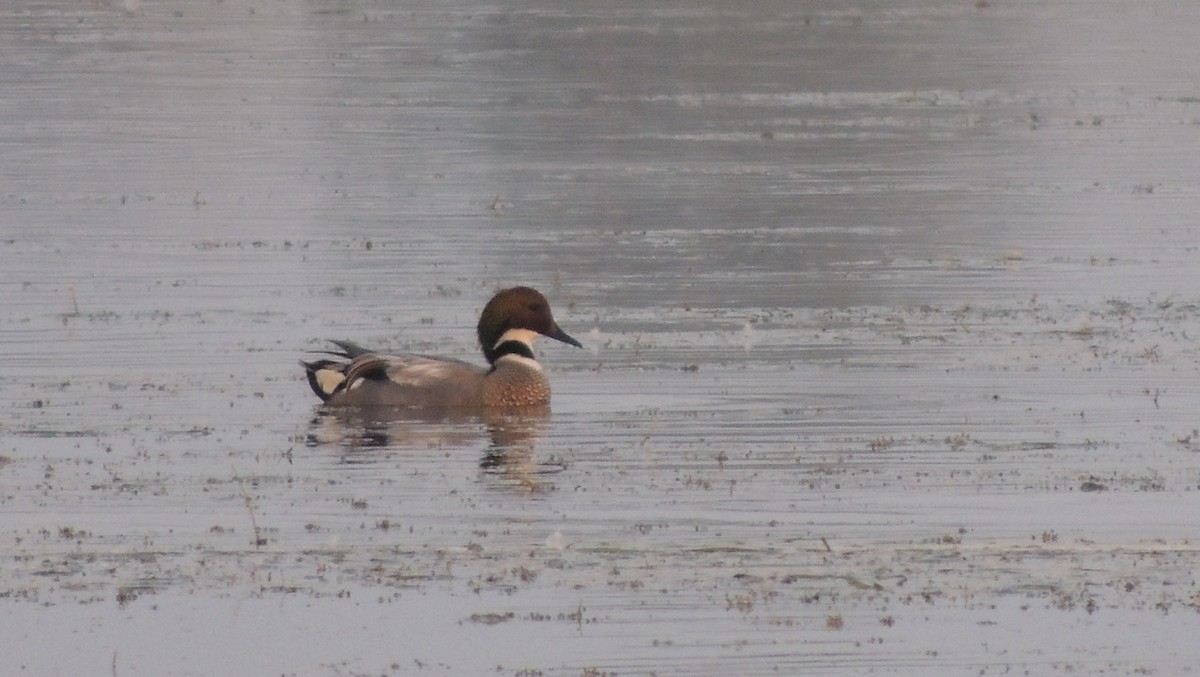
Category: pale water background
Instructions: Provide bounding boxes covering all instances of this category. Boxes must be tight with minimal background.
[3,1,1200,675]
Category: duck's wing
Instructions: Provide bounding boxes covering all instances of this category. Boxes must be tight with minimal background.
[303,343,486,409]
[342,354,487,409]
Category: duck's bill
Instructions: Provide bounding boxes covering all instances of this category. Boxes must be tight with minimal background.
[547,323,583,348]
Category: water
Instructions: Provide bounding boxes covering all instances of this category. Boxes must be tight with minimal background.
[3,1,1200,675]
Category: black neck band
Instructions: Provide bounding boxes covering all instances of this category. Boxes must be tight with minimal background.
[490,340,535,363]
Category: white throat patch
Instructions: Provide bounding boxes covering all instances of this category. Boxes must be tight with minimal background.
[494,328,541,349]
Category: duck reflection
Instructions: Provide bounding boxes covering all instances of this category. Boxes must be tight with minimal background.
[305,405,560,490]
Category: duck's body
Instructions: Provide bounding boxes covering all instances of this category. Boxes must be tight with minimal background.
[302,287,580,411]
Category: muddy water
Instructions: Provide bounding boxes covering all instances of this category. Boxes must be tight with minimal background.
[3,1,1200,675]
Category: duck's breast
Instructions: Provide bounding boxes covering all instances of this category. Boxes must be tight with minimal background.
[481,356,553,407]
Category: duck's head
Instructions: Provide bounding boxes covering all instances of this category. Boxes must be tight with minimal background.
[478,286,582,363]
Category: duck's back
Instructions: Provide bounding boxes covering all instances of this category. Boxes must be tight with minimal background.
[326,354,487,410]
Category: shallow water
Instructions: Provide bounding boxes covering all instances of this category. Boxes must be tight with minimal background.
[3,1,1200,675]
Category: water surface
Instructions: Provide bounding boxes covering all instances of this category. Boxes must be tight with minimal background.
[3,1,1200,675]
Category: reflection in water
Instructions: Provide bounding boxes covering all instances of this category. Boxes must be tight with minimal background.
[305,405,559,490]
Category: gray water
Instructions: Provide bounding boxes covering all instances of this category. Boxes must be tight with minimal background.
[3,1,1200,675]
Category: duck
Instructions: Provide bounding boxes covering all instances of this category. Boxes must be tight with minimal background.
[302,286,581,410]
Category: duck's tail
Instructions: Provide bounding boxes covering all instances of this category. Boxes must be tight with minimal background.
[301,340,376,401]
